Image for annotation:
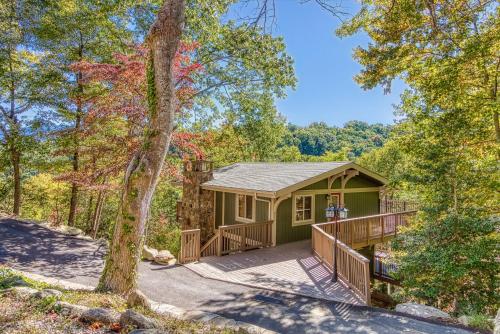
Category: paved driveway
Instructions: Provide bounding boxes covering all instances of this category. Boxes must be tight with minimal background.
[0,218,474,334]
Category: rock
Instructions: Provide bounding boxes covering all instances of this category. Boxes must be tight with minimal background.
[127,290,151,309]
[4,286,38,298]
[458,315,470,326]
[60,225,83,236]
[395,303,450,319]
[129,330,166,334]
[54,301,89,317]
[34,288,63,299]
[143,246,158,261]
[80,307,120,324]
[1,275,30,287]
[495,309,500,334]
[153,250,175,265]
[120,309,157,329]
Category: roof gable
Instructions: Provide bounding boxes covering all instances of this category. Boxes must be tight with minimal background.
[201,162,387,197]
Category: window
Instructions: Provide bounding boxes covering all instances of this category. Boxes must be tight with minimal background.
[236,194,254,222]
[293,195,314,225]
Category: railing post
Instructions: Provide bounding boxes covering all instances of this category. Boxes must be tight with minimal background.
[241,226,246,251]
[380,216,384,241]
[217,228,222,256]
[364,261,371,306]
[195,229,201,261]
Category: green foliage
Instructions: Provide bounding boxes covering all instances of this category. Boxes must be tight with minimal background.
[342,0,499,315]
[146,176,182,255]
[21,173,70,225]
[466,314,494,332]
[283,121,391,159]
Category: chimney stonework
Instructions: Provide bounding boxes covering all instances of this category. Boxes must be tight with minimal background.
[178,160,215,243]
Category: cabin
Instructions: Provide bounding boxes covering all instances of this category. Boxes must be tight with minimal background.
[177,159,417,305]
[177,160,387,246]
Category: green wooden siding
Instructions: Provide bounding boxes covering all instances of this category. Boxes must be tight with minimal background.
[303,178,328,190]
[215,191,223,228]
[218,193,270,226]
[224,193,236,225]
[276,191,379,244]
[256,199,270,222]
[314,194,328,224]
[345,175,383,188]
[276,198,312,244]
[344,192,380,217]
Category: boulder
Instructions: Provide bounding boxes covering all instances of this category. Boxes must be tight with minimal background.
[80,307,120,324]
[5,286,38,298]
[120,309,157,329]
[127,290,151,309]
[395,303,450,319]
[60,225,83,236]
[1,276,30,287]
[143,246,159,261]
[34,288,63,299]
[129,330,166,334]
[54,301,89,317]
[153,250,175,265]
[458,315,470,326]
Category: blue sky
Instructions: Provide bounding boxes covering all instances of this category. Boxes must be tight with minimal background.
[267,1,405,126]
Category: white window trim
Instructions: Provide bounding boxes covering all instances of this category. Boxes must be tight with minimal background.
[235,194,256,223]
[292,194,315,226]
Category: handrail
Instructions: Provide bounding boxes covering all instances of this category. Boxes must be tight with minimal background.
[200,232,219,257]
[218,220,273,256]
[315,211,416,249]
[179,229,200,264]
[312,224,371,305]
[314,210,417,226]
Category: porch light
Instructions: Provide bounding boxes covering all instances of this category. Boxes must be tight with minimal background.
[325,205,337,219]
[339,207,349,220]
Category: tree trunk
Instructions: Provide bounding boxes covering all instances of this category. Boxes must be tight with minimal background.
[91,189,106,239]
[67,112,80,226]
[85,194,94,232]
[98,0,185,295]
[10,145,21,215]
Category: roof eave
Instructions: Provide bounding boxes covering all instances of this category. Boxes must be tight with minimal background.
[200,184,277,198]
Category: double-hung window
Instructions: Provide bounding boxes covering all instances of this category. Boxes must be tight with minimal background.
[237,194,254,222]
[293,194,314,225]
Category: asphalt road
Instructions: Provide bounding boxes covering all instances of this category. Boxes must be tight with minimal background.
[0,218,474,334]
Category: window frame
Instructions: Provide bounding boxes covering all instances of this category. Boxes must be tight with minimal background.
[292,194,315,226]
[235,194,256,223]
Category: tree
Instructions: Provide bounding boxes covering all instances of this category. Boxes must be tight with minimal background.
[341,1,499,315]
[337,0,500,142]
[98,0,187,295]
[99,0,297,297]
[0,0,54,215]
[35,0,132,225]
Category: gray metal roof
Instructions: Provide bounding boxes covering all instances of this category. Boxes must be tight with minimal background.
[202,162,352,194]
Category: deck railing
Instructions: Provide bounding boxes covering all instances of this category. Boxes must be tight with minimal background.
[374,254,400,284]
[179,229,200,264]
[200,233,219,257]
[315,211,416,249]
[312,225,371,305]
[380,198,418,214]
[218,220,273,256]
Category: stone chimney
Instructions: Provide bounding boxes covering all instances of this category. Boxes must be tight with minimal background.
[178,159,215,243]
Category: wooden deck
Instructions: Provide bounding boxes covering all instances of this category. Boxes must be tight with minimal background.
[185,240,365,305]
